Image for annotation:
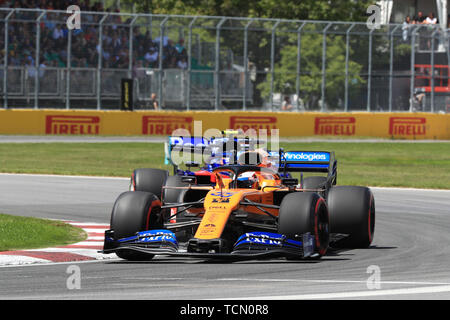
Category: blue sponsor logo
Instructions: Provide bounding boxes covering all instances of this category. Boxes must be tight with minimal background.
[284,152,330,162]
[136,230,178,246]
[240,232,284,246]
[234,232,302,248]
[210,191,235,198]
[169,136,209,148]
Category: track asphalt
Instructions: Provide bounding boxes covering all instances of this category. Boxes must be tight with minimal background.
[0,174,449,299]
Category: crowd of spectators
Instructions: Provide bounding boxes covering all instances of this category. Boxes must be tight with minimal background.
[0,1,189,71]
[402,11,440,42]
[404,11,438,25]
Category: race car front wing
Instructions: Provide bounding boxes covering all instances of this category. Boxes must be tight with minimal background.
[101,229,317,260]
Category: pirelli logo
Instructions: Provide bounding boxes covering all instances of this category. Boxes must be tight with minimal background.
[315,116,356,136]
[142,115,193,135]
[229,116,278,132]
[45,115,100,135]
[389,117,426,136]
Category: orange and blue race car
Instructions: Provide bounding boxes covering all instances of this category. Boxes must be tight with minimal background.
[102,143,375,261]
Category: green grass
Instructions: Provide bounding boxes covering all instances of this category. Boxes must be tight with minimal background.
[0,213,87,251]
[0,143,167,177]
[0,142,449,189]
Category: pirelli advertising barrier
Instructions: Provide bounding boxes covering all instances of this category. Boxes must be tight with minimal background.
[0,110,449,139]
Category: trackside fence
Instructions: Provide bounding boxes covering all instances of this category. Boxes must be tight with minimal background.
[0,8,449,112]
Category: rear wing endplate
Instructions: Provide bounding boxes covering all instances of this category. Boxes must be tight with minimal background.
[164,136,210,165]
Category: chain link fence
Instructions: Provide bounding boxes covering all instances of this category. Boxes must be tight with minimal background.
[0,8,449,112]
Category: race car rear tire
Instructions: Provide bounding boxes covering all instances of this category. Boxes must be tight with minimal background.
[130,168,169,200]
[110,191,163,260]
[302,177,328,189]
[172,187,209,223]
[278,192,330,257]
[327,186,375,248]
[162,175,187,204]
[302,176,328,189]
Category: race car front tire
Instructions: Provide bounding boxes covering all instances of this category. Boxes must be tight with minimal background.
[278,192,330,257]
[110,191,163,260]
[327,186,375,248]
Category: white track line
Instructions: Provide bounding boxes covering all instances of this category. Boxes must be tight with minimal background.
[227,285,450,300]
[213,278,450,299]
[216,278,450,286]
[369,186,450,192]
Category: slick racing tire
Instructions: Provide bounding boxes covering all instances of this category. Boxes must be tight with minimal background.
[302,176,328,190]
[162,175,187,204]
[130,168,169,200]
[170,186,209,223]
[110,191,163,261]
[278,192,330,258]
[327,186,375,248]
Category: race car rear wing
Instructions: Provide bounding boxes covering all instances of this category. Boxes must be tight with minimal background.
[164,136,210,166]
[279,151,335,173]
[268,150,337,183]
[164,134,263,168]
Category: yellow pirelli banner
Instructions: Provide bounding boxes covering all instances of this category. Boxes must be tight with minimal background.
[0,109,449,139]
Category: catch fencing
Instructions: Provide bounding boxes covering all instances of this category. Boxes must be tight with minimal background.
[1,8,449,112]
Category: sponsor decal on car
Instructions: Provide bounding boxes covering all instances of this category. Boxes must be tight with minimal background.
[142,115,193,135]
[212,198,230,203]
[314,116,356,136]
[210,191,235,198]
[283,151,330,162]
[45,115,100,135]
[206,212,219,223]
[208,205,226,210]
[241,232,283,246]
[135,230,178,246]
[197,223,217,235]
[389,117,426,136]
[169,208,177,224]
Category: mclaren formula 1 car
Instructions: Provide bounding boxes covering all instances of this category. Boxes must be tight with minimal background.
[102,139,375,261]
[130,132,274,205]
